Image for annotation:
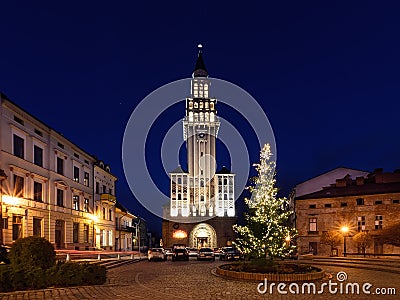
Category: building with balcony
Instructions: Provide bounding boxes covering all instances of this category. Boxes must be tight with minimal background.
[293,167,400,256]
[93,161,117,250]
[115,201,136,251]
[0,92,115,250]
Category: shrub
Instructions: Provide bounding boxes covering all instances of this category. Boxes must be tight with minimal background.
[0,265,13,292]
[1,236,106,292]
[9,236,56,270]
[48,261,106,287]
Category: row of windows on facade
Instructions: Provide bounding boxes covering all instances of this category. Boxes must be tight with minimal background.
[13,134,90,187]
[192,82,209,98]
[1,216,114,245]
[13,175,112,221]
[13,174,90,210]
[172,177,233,186]
[188,100,214,110]
[308,198,400,209]
[308,215,384,232]
[171,193,233,201]
[13,116,89,164]
[14,134,113,194]
[14,177,108,213]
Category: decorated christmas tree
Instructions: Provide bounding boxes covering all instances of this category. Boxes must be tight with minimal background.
[233,144,297,259]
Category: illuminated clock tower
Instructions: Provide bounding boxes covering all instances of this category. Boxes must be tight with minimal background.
[163,45,237,249]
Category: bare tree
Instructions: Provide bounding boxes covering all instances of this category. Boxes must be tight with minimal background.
[320,231,342,256]
[353,232,373,257]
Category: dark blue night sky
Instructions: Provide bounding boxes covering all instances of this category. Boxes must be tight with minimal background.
[1,1,399,234]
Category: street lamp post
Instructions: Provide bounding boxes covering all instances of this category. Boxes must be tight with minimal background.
[0,169,8,245]
[341,226,349,257]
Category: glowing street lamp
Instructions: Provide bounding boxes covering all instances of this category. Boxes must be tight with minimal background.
[341,226,349,257]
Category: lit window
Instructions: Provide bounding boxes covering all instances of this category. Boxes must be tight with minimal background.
[108,230,113,246]
[84,198,89,212]
[13,175,24,197]
[309,218,317,232]
[357,216,366,231]
[84,172,89,187]
[375,215,383,230]
[73,166,80,182]
[73,195,79,211]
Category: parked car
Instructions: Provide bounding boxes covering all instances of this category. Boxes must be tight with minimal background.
[197,247,215,261]
[186,247,198,258]
[164,248,173,258]
[172,247,189,261]
[0,245,10,264]
[148,248,166,261]
[213,247,222,257]
[219,247,242,261]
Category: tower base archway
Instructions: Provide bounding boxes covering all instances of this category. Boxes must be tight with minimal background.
[189,223,217,249]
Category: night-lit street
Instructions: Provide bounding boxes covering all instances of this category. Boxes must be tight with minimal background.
[1,258,399,299]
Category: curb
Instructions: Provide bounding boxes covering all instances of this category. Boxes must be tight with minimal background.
[215,264,325,282]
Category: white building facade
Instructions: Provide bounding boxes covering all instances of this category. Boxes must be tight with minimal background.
[0,93,116,250]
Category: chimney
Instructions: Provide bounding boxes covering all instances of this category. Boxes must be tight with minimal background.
[356,176,364,186]
[336,179,347,187]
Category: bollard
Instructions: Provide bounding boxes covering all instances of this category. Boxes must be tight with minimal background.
[66,253,70,261]
[130,254,134,260]
[118,253,121,260]
[98,253,101,260]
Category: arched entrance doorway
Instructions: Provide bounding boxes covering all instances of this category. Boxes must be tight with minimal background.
[189,223,217,249]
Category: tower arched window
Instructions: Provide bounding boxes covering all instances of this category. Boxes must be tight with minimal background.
[210,102,214,110]
[194,102,198,109]
[199,84,204,97]
[199,102,203,109]
[189,101,193,109]
[193,83,198,97]
[205,102,209,109]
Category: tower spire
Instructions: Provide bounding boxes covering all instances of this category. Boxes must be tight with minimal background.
[193,44,208,77]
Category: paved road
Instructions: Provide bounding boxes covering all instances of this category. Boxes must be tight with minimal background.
[1,258,399,299]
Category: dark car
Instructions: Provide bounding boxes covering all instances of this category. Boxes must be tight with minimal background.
[172,247,189,261]
[219,247,242,261]
[0,245,10,264]
[197,247,215,261]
